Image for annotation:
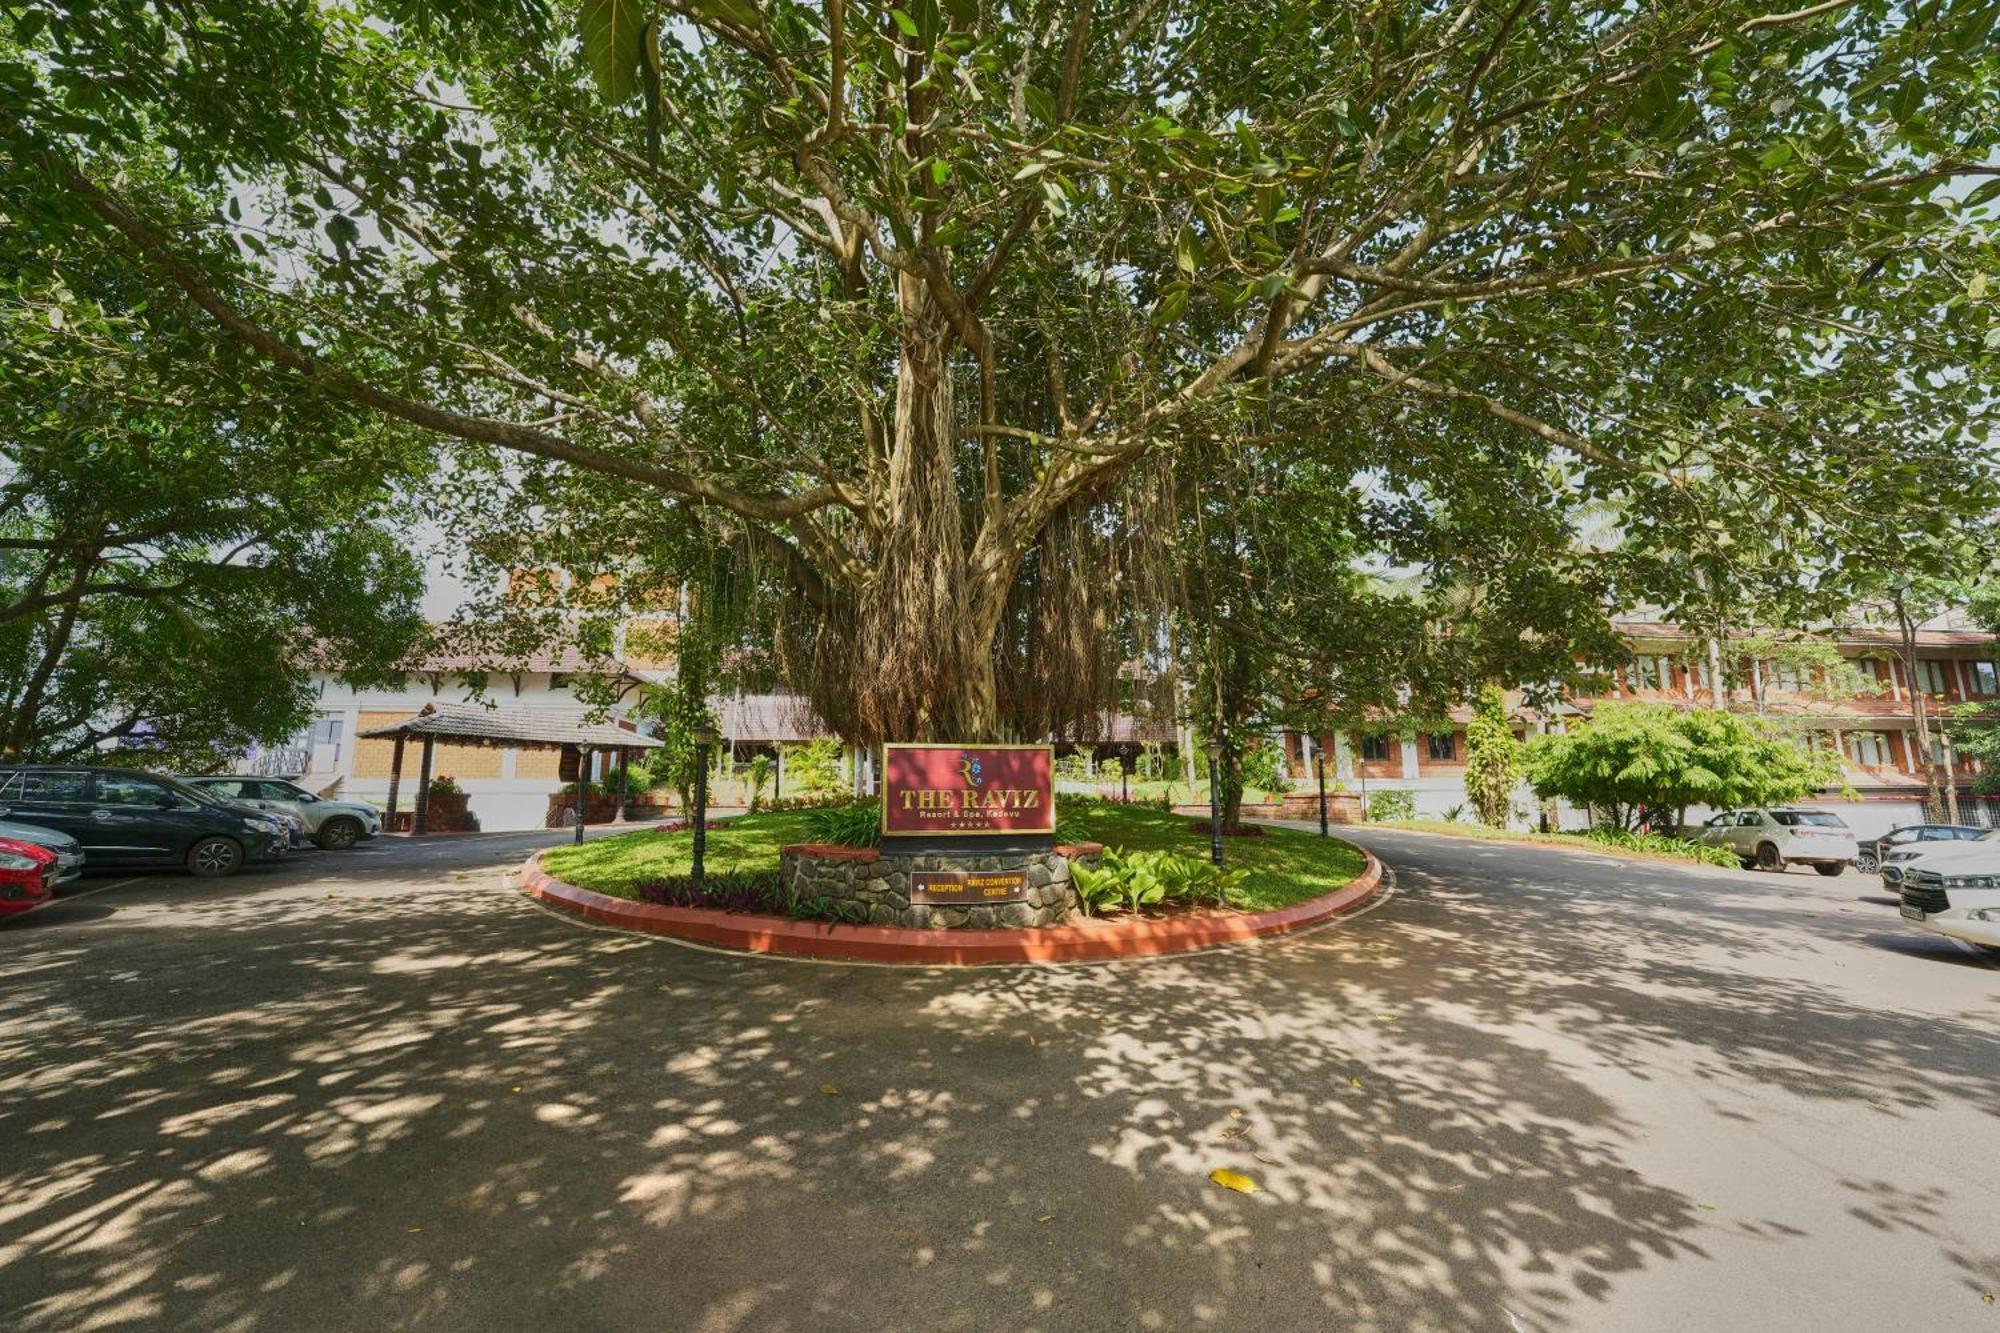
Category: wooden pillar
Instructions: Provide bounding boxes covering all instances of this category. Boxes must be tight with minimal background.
[616,748,630,822]
[412,734,436,836]
[574,745,590,844]
[385,734,406,826]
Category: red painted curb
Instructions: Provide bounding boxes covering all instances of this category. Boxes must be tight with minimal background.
[519,845,1383,965]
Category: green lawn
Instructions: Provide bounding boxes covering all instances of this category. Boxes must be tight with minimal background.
[539,803,1366,912]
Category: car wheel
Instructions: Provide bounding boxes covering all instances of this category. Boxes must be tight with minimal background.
[187,835,244,877]
[316,817,363,851]
[1814,862,1846,877]
[1756,842,1784,871]
[1857,853,1877,873]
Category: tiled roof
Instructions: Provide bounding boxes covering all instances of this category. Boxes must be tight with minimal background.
[1611,619,1998,651]
[357,702,660,749]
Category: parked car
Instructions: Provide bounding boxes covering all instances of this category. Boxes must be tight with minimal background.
[1695,807,1859,875]
[179,776,381,850]
[0,766,291,877]
[1856,823,1985,873]
[0,836,60,915]
[1881,828,2000,889]
[1894,841,2000,954]
[0,817,84,886]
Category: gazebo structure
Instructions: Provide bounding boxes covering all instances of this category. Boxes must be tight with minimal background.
[358,701,661,836]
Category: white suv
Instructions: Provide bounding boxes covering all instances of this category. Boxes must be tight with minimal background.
[1696,808,1859,875]
[1893,841,2000,954]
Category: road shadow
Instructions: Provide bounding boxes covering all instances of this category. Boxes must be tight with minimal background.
[0,831,1994,1331]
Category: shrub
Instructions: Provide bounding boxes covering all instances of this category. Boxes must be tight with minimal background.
[765,792,861,812]
[427,774,463,795]
[634,869,787,912]
[747,753,773,813]
[804,800,881,847]
[1239,741,1288,796]
[1463,684,1523,827]
[1366,790,1416,821]
[1577,828,1744,868]
[1070,848,1249,916]
[782,737,848,799]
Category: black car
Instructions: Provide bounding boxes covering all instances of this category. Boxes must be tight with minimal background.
[0,766,290,877]
[1858,822,1985,873]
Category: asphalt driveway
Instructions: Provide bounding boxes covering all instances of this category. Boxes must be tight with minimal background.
[1,827,1995,1331]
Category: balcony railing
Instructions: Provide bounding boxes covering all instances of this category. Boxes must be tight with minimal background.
[245,746,311,778]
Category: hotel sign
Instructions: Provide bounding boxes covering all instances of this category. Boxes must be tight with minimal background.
[881,743,1056,838]
[910,869,1030,906]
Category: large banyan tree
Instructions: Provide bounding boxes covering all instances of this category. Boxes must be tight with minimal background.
[3,1,1996,741]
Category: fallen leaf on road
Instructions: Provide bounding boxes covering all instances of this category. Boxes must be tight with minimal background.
[1253,1152,1280,1166]
[406,1226,422,1234]
[1209,1168,1259,1194]
[1982,1291,1995,1304]
[1698,1204,1717,1212]
[817,1083,840,1096]
[1228,1107,1243,1119]
[1351,1076,1363,1090]
[1036,1214,1054,1223]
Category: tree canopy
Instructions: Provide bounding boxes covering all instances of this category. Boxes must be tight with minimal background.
[4,2,1998,741]
[1524,702,1840,831]
[0,230,427,768]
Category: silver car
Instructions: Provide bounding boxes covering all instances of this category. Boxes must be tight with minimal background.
[181,777,381,850]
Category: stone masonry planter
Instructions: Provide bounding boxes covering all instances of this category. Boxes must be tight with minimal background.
[779,842,1102,929]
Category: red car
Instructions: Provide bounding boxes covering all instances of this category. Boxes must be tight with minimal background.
[0,836,58,915]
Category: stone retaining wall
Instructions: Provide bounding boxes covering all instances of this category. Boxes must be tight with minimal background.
[779,842,1101,929]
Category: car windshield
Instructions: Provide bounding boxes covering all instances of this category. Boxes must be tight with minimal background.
[1772,811,1846,827]
[166,778,237,809]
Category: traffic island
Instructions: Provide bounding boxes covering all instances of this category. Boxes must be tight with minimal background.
[519,843,1381,966]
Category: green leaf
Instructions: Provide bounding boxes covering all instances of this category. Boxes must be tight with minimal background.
[1963,179,2000,210]
[1175,224,1200,276]
[691,0,759,25]
[578,0,648,103]
[640,15,664,168]
[1011,161,1048,181]
[889,8,919,38]
[930,158,950,186]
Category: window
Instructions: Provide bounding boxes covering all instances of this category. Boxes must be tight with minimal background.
[1735,811,1764,827]
[1358,734,1392,762]
[1847,732,1888,767]
[1772,810,1846,828]
[197,779,251,800]
[549,672,572,690]
[1768,662,1807,693]
[0,770,89,802]
[1970,661,1999,696]
[1913,660,1949,694]
[263,782,316,802]
[1629,656,1672,691]
[1425,733,1457,762]
[99,774,193,808]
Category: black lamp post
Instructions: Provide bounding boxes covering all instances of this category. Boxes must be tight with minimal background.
[692,722,719,891]
[1316,746,1329,837]
[1205,737,1225,866]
